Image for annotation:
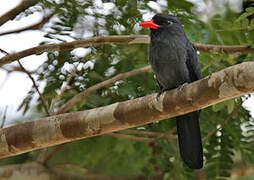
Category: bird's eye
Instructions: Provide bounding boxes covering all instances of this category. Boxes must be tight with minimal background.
[167,20,173,25]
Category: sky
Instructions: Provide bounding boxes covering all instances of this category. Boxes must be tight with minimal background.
[0,0,47,122]
[0,0,254,126]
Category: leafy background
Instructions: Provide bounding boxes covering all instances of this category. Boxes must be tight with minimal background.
[1,0,254,179]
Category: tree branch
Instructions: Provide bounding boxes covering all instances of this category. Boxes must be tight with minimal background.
[0,12,55,36]
[36,144,65,164]
[57,65,151,114]
[43,66,150,162]
[51,65,78,114]
[1,35,254,67]
[0,106,8,128]
[202,102,242,142]
[0,62,254,159]
[106,133,153,142]
[120,129,174,138]
[0,0,37,26]
[17,60,50,116]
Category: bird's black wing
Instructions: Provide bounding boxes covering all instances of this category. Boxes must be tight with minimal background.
[186,42,202,81]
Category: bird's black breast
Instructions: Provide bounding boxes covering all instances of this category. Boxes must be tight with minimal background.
[149,37,191,89]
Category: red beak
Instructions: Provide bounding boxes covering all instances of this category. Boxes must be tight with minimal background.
[139,20,160,29]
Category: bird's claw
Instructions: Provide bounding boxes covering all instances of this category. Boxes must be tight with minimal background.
[156,91,163,101]
[178,83,188,92]
[156,88,168,101]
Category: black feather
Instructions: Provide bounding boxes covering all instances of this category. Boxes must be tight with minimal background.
[148,14,203,169]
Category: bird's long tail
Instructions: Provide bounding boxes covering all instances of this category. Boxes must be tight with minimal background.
[176,111,203,169]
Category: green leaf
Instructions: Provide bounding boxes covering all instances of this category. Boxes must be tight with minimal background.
[227,99,235,114]
[212,101,227,112]
[250,19,254,29]
[246,7,254,14]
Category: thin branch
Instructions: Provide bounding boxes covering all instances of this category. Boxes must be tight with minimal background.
[0,48,8,54]
[1,35,254,67]
[0,106,8,128]
[50,66,78,115]
[202,102,243,142]
[120,128,175,138]
[149,127,177,142]
[53,163,88,174]
[194,43,254,54]
[17,60,50,116]
[0,12,55,36]
[0,65,27,74]
[0,62,253,159]
[107,133,153,142]
[36,144,65,164]
[0,35,148,67]
[108,128,177,142]
[0,0,37,26]
[57,65,151,114]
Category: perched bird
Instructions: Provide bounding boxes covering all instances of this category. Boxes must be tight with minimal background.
[139,14,203,169]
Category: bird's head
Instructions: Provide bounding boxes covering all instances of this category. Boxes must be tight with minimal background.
[139,14,183,32]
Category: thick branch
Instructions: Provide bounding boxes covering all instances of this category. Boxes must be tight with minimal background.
[0,62,254,159]
[1,35,254,67]
[0,0,37,26]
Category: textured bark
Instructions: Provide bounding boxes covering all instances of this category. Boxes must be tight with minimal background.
[1,35,254,67]
[0,62,254,159]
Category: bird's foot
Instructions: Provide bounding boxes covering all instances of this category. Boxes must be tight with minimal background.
[156,91,163,101]
[156,88,169,101]
[178,83,188,92]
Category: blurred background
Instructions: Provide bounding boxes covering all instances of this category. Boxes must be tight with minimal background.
[0,0,254,179]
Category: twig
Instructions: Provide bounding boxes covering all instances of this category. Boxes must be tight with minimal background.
[149,127,177,142]
[0,106,8,128]
[0,0,37,26]
[194,43,254,54]
[106,133,153,142]
[108,127,177,142]
[120,128,175,138]
[17,60,50,116]
[202,102,243,142]
[53,163,88,174]
[0,12,55,36]
[0,48,8,54]
[57,66,151,114]
[1,35,254,67]
[36,144,65,164]
[50,65,78,115]
[0,65,27,74]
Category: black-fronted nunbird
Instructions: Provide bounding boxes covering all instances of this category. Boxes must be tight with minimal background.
[139,14,203,169]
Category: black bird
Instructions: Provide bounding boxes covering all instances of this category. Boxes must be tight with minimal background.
[139,14,203,169]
